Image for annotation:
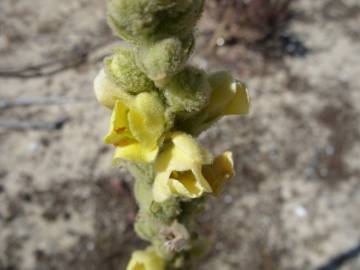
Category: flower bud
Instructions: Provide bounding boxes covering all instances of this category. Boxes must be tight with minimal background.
[207,71,250,117]
[135,35,195,86]
[107,0,204,44]
[105,47,157,94]
[104,92,166,163]
[163,66,212,119]
[126,248,165,270]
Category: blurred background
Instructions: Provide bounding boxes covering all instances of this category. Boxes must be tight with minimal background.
[0,0,359,269]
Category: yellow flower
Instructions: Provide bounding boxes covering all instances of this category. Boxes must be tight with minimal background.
[202,151,234,195]
[126,248,165,270]
[104,92,165,163]
[153,133,236,202]
[179,71,250,135]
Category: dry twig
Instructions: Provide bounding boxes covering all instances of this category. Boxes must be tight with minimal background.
[0,39,119,79]
[0,118,68,130]
[0,96,91,110]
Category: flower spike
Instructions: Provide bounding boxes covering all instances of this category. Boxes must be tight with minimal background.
[95,0,251,268]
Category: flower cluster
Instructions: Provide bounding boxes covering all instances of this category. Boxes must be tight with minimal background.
[95,59,249,202]
[94,0,250,269]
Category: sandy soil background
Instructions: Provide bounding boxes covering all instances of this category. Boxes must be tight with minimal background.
[0,0,359,269]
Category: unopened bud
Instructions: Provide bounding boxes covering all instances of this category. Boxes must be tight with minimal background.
[107,0,204,44]
[163,66,212,119]
[135,35,195,86]
[105,47,157,94]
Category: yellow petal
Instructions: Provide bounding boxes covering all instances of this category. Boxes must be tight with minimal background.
[206,71,236,117]
[169,168,211,198]
[152,171,172,203]
[103,100,133,146]
[103,94,166,163]
[202,151,234,195]
[206,71,250,118]
[171,132,211,165]
[224,82,250,115]
[128,92,166,148]
[126,248,165,270]
[113,143,159,164]
[155,133,211,173]
[153,132,212,202]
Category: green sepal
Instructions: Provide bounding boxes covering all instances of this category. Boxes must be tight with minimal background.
[135,35,195,87]
[163,66,212,119]
[104,47,157,94]
[135,211,161,241]
[178,71,250,135]
[150,199,181,223]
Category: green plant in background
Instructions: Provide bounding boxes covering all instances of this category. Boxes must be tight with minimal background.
[94,0,250,269]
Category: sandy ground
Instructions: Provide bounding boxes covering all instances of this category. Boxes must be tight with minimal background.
[0,0,359,269]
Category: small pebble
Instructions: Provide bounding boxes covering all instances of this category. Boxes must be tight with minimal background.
[87,242,95,251]
[294,205,308,218]
[27,142,40,153]
[325,145,335,156]
[216,37,225,47]
[224,195,233,204]
[319,167,328,177]
[215,242,224,251]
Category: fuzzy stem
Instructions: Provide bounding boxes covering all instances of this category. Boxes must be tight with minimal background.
[98,1,242,269]
[127,161,208,268]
